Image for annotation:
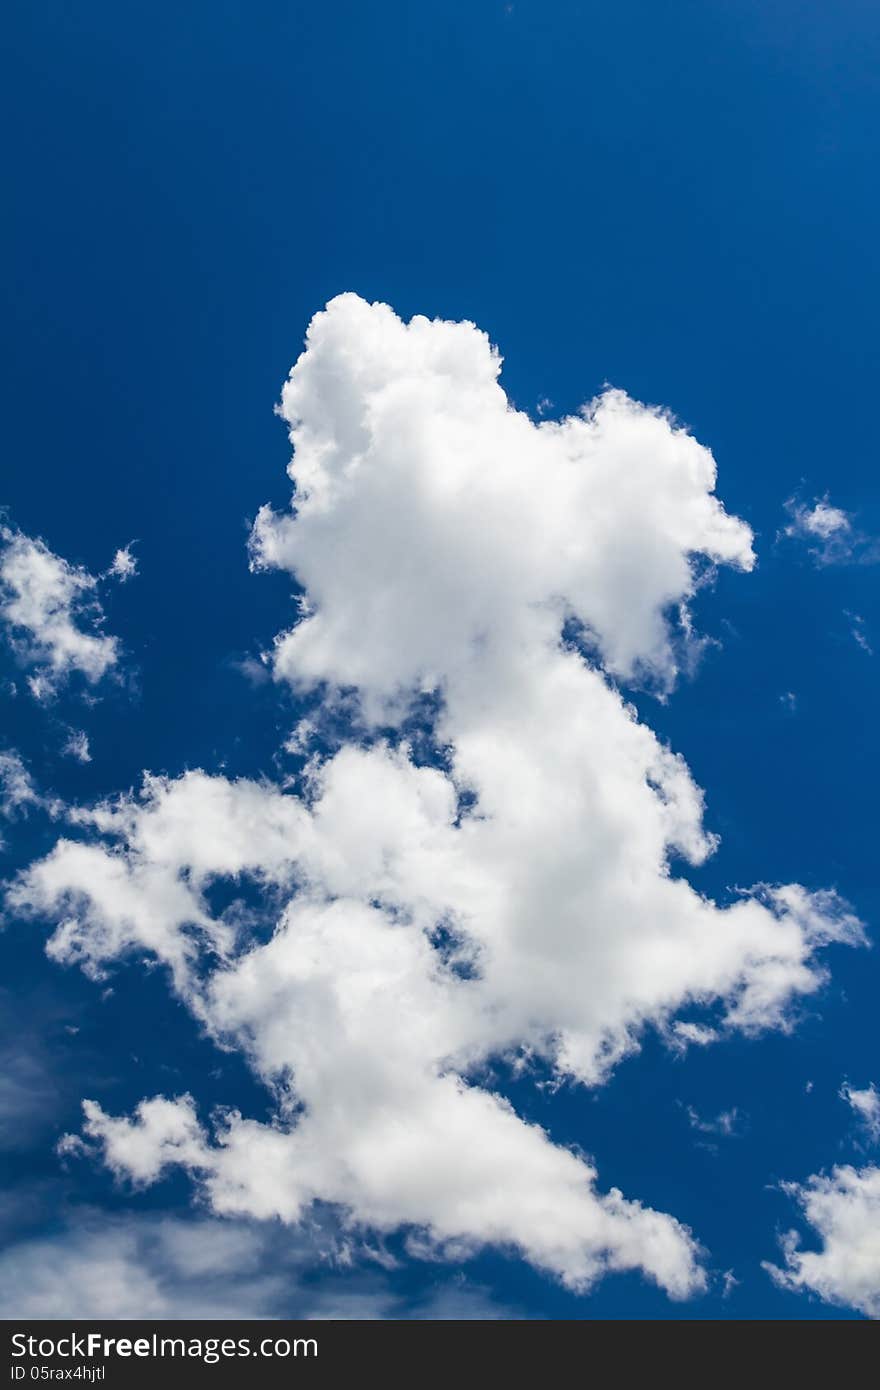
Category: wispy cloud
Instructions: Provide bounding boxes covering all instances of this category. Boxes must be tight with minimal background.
[782,495,877,566]
[0,525,123,699]
[841,1081,880,1145]
[845,611,873,656]
[0,748,39,821]
[106,545,138,583]
[0,1211,518,1320]
[61,729,92,764]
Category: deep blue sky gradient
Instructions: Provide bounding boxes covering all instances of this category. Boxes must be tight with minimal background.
[1,1,879,1317]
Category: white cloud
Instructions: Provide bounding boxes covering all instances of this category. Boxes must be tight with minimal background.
[10,296,866,1304]
[106,546,138,583]
[0,749,39,820]
[0,1215,294,1319]
[284,717,316,756]
[787,499,852,542]
[765,1166,880,1318]
[684,1106,742,1138]
[782,495,876,566]
[75,1078,706,1297]
[80,1094,209,1184]
[847,612,873,656]
[0,753,67,844]
[0,526,120,696]
[841,1082,880,1145]
[253,297,755,700]
[0,751,65,850]
[668,1021,719,1054]
[62,729,92,764]
[0,1210,506,1320]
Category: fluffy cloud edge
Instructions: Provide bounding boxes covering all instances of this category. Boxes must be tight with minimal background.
[764,1165,880,1318]
[0,524,126,698]
[6,295,868,1309]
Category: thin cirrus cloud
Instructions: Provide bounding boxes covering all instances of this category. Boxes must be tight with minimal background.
[0,524,130,699]
[0,1210,513,1320]
[846,611,873,656]
[8,296,867,1304]
[0,750,64,842]
[683,1105,743,1140]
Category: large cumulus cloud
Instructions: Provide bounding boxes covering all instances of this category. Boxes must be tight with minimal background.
[10,296,864,1302]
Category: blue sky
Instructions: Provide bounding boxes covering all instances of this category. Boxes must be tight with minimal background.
[1,1,878,1319]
